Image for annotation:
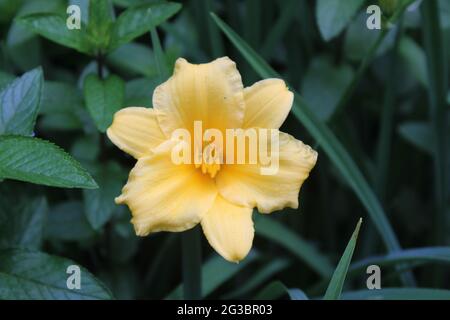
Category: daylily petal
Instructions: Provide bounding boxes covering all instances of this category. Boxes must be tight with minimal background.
[107,107,167,159]
[116,141,217,235]
[243,79,293,129]
[153,57,245,135]
[216,132,317,213]
[201,195,254,263]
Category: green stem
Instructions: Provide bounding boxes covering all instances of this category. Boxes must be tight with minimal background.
[421,0,448,286]
[421,0,448,247]
[375,21,404,201]
[182,227,202,300]
[96,53,104,80]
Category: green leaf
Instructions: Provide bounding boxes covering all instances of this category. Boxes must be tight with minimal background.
[0,248,112,299]
[211,12,403,256]
[349,247,450,275]
[0,0,21,23]
[110,2,181,50]
[7,0,65,47]
[83,161,124,229]
[324,219,362,300]
[0,135,98,189]
[398,121,434,154]
[150,26,169,82]
[341,288,450,300]
[255,215,333,278]
[0,71,14,91]
[302,56,354,121]
[17,13,91,54]
[106,42,156,77]
[45,201,96,241]
[83,74,125,132]
[0,68,43,136]
[0,196,47,250]
[86,0,114,53]
[167,252,258,299]
[399,36,428,88]
[316,0,365,41]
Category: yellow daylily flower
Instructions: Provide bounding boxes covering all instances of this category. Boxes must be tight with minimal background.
[107,57,318,263]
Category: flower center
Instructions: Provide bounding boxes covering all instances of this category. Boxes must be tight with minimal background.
[195,141,222,178]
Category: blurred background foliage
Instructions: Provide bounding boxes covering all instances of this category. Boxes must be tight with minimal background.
[0,0,449,300]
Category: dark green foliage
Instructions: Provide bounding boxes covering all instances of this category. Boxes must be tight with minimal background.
[0,0,449,300]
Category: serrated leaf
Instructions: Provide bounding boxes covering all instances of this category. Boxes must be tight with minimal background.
[0,196,47,250]
[316,0,365,41]
[45,201,95,241]
[83,161,124,229]
[84,74,125,132]
[17,13,91,54]
[110,2,181,50]
[0,135,98,189]
[0,248,112,299]
[0,68,43,136]
[324,219,362,300]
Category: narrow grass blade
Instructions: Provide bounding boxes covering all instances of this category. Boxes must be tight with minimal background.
[150,27,169,82]
[324,219,362,300]
[349,247,450,275]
